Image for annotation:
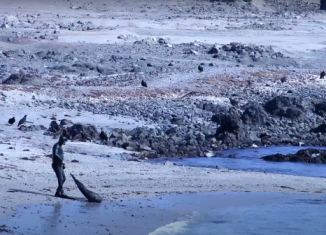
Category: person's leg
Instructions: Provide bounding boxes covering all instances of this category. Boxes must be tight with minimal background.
[52,164,64,196]
[62,168,66,185]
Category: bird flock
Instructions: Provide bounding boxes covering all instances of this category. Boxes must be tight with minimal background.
[8,115,27,127]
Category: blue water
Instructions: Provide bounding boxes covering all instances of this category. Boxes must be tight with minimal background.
[178,194,326,235]
[3,147,326,235]
[2,192,326,235]
[154,146,326,178]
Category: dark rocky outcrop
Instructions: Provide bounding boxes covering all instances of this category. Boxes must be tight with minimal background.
[2,72,48,85]
[264,96,305,120]
[262,149,326,164]
[208,45,219,54]
[215,107,252,148]
[310,124,326,134]
[313,101,326,117]
[104,126,215,158]
[241,102,269,125]
[48,121,60,133]
[70,123,99,140]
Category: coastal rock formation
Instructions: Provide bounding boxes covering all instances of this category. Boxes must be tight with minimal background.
[69,123,99,140]
[262,149,326,164]
[241,102,269,125]
[313,101,326,117]
[215,107,252,148]
[264,96,305,120]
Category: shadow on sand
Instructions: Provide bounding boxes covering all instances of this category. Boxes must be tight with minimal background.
[7,188,85,201]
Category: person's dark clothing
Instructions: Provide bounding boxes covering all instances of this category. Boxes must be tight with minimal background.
[52,163,66,195]
[52,142,66,196]
[52,143,64,165]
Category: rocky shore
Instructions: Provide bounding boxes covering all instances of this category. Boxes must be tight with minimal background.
[0,1,326,227]
[262,148,326,163]
[0,0,325,159]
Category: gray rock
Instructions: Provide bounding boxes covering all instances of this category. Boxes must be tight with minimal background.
[19,125,46,132]
[241,102,269,125]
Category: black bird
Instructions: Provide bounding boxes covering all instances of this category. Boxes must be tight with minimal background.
[8,117,15,125]
[198,65,204,72]
[17,115,27,127]
[100,130,108,143]
[49,121,59,133]
[141,80,147,87]
[320,71,325,79]
[280,77,287,83]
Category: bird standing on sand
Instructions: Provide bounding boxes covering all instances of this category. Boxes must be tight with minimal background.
[141,80,147,87]
[321,71,325,79]
[17,115,27,127]
[281,77,287,83]
[100,130,108,143]
[8,117,15,125]
[198,65,204,72]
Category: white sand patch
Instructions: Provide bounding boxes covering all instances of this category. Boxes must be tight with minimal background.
[148,221,189,235]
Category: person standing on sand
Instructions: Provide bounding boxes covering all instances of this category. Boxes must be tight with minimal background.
[52,135,68,197]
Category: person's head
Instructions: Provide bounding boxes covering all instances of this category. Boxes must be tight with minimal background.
[58,135,67,146]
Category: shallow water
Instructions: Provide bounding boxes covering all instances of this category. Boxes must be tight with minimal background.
[155,146,326,178]
[2,192,326,235]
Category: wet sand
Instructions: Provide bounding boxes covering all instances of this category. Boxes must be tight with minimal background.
[1,191,326,235]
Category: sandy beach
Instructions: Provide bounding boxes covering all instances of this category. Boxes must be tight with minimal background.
[0,0,326,234]
[0,100,326,214]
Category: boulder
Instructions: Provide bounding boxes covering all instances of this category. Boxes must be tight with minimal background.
[60,119,73,126]
[69,123,99,140]
[264,96,304,120]
[262,149,326,164]
[218,107,242,133]
[310,124,326,134]
[241,102,269,125]
[2,73,23,84]
[48,121,60,133]
[215,108,252,147]
[208,45,219,54]
[279,107,304,121]
[202,102,218,112]
[170,115,184,125]
[165,127,178,135]
[313,102,326,117]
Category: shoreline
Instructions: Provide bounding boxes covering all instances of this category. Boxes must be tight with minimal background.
[1,154,326,219]
[0,1,326,233]
[1,191,325,235]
